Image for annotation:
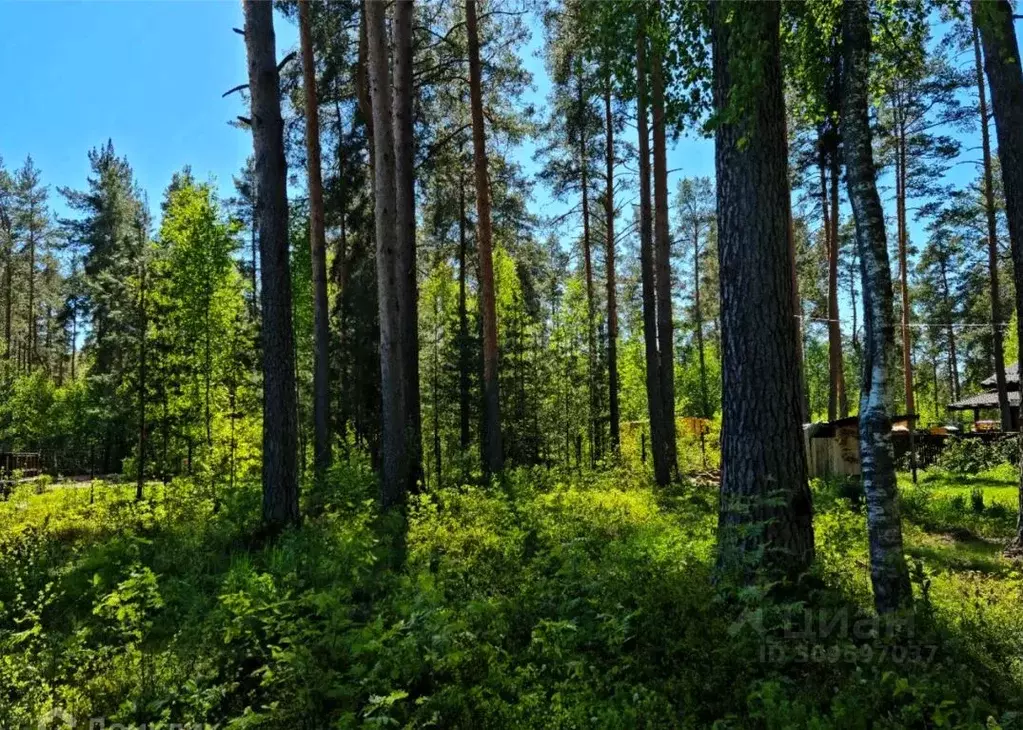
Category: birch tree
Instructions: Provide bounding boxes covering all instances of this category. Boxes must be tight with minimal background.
[841,0,912,612]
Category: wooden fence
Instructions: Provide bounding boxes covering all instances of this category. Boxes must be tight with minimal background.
[0,452,42,476]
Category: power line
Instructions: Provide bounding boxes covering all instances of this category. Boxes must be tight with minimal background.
[796,314,1012,330]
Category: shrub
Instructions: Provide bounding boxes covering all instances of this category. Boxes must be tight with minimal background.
[34,474,53,494]
[935,437,1017,475]
[3,465,1023,727]
[970,487,985,514]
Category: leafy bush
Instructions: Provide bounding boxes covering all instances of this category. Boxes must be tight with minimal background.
[1,467,1022,727]
[971,488,985,514]
[936,436,1017,475]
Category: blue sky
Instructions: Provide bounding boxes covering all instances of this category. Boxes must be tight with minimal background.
[0,1,297,215]
[0,1,715,225]
[0,0,982,330]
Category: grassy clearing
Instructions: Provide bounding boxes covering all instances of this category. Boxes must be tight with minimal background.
[1,464,1022,728]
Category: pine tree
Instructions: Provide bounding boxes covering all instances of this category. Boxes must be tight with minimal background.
[242,0,300,529]
[466,0,503,475]
[59,141,145,472]
[298,0,332,483]
[712,0,814,578]
[13,157,50,372]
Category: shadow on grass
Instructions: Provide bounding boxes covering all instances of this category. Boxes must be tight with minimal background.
[906,527,1010,575]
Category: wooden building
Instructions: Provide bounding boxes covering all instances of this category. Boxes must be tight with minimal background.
[947,363,1020,431]
[805,418,860,478]
[804,414,919,479]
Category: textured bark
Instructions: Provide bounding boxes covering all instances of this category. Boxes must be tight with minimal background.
[604,82,620,453]
[842,0,912,613]
[693,220,708,418]
[972,12,1012,432]
[976,0,1023,551]
[830,149,848,418]
[651,28,677,477]
[466,0,503,475]
[250,199,258,315]
[26,206,35,370]
[690,202,710,468]
[712,0,814,577]
[432,291,442,483]
[393,0,422,490]
[299,0,332,483]
[0,205,11,360]
[636,12,668,487]
[938,258,961,401]
[578,68,598,464]
[136,222,147,502]
[367,0,409,506]
[357,2,374,173]
[332,91,352,448]
[243,0,299,529]
[892,114,915,416]
[70,302,76,380]
[3,264,9,359]
[458,170,471,451]
[821,138,847,422]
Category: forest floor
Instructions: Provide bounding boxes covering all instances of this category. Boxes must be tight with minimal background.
[2,462,1023,728]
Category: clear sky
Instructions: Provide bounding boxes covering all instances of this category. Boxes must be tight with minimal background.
[0,1,716,225]
[0,0,980,330]
[0,1,297,217]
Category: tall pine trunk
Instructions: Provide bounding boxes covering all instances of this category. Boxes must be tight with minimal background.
[636,9,668,487]
[466,0,503,475]
[651,24,677,477]
[1,209,10,360]
[972,11,1012,432]
[693,217,709,466]
[830,148,848,418]
[895,118,915,416]
[842,0,912,613]
[298,0,332,483]
[976,0,1023,552]
[26,210,35,371]
[458,169,472,451]
[604,81,620,453]
[393,0,422,490]
[70,297,76,380]
[136,219,148,502]
[938,258,961,401]
[243,0,300,529]
[712,0,814,578]
[578,67,598,464]
[822,136,847,421]
[367,0,410,507]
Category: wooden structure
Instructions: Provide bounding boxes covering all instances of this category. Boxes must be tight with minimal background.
[804,418,861,479]
[0,452,41,476]
[804,415,919,479]
[948,362,1021,431]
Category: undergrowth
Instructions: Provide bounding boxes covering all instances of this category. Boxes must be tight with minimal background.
[1,463,1022,728]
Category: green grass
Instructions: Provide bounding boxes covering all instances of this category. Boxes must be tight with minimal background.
[2,463,1023,728]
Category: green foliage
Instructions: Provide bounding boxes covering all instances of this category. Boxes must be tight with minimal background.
[114,171,261,489]
[2,467,1022,727]
[935,436,1018,474]
[899,467,1019,540]
[0,371,97,467]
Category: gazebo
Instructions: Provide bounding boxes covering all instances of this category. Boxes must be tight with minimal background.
[947,363,1020,431]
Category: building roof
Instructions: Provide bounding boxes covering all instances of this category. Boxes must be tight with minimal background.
[806,414,918,438]
[981,363,1020,388]
[947,390,1022,411]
